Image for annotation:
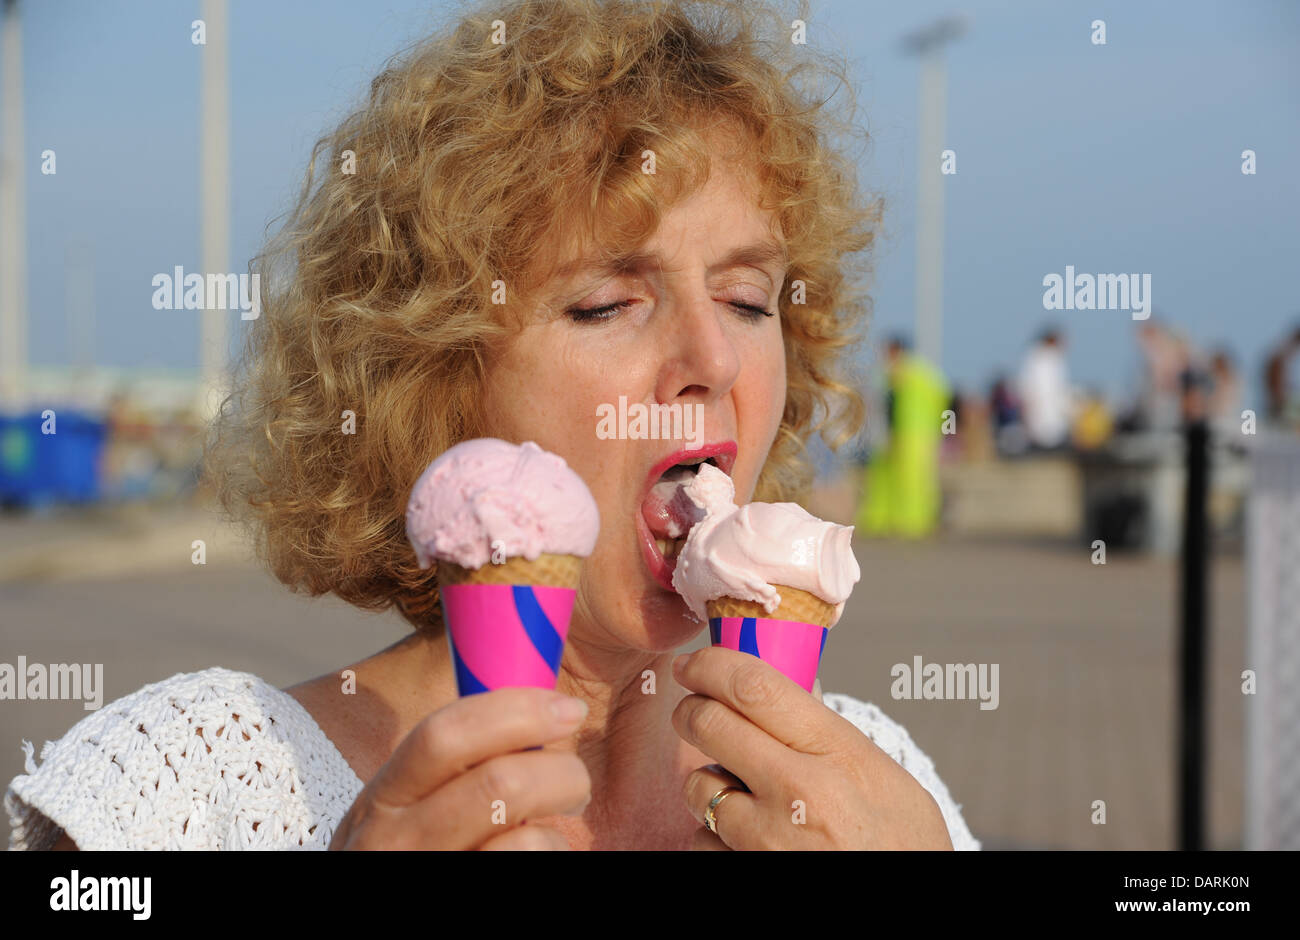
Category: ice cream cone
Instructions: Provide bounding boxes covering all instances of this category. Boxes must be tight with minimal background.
[437,553,583,696]
[437,552,582,588]
[706,585,836,628]
[705,586,833,693]
[405,438,598,706]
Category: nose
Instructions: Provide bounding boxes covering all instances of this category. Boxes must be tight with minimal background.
[653,290,742,406]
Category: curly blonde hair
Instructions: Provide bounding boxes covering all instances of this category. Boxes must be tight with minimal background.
[206,0,881,633]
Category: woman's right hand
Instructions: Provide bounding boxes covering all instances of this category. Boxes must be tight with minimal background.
[328,687,591,850]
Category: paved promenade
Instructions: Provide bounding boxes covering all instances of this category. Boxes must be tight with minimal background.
[0,503,1245,849]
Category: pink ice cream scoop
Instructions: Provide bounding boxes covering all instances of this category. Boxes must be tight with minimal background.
[670,463,860,625]
[405,438,600,569]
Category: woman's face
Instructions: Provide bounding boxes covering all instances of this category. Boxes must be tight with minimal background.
[481,160,788,652]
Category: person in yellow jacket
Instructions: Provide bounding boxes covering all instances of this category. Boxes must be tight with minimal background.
[857,337,950,538]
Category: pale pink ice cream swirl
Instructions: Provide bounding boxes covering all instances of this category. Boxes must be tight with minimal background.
[405,438,600,569]
[670,463,860,625]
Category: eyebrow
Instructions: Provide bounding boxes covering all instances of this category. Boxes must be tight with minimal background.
[554,238,789,281]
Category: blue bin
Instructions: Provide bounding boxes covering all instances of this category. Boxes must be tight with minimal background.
[0,413,45,505]
[0,410,107,506]
[53,412,107,503]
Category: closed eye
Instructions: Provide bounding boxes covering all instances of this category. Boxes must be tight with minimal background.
[729,302,774,320]
[565,300,775,323]
[566,299,635,322]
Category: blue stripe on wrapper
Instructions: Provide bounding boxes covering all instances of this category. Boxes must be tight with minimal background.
[448,630,490,696]
[511,586,557,752]
[707,614,826,694]
[512,585,564,673]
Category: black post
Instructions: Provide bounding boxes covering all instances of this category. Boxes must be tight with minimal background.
[1178,416,1209,850]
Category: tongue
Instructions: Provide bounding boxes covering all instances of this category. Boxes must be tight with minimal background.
[642,467,706,539]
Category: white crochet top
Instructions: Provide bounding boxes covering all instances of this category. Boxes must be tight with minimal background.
[5,667,980,850]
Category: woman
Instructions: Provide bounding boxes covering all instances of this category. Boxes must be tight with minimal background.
[6,0,978,851]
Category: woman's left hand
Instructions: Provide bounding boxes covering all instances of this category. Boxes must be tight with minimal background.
[672,647,954,850]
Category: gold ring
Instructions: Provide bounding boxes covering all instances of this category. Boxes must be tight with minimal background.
[704,785,744,835]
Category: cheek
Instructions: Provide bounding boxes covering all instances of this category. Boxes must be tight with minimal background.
[485,333,585,431]
[735,327,787,499]
[768,338,788,420]
[755,326,787,435]
[480,331,624,475]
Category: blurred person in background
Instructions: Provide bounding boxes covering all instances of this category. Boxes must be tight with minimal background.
[941,387,962,459]
[1263,323,1300,429]
[1134,320,1187,431]
[102,390,155,500]
[857,336,950,537]
[1207,347,1242,439]
[854,349,891,466]
[950,388,994,462]
[1071,387,1113,451]
[1178,355,1213,424]
[1016,326,1072,452]
[989,373,1028,456]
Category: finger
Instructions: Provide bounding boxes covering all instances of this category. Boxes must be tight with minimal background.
[411,749,590,849]
[371,686,587,808]
[674,647,840,756]
[479,823,572,851]
[682,762,763,850]
[691,827,732,851]
[691,761,748,794]
[673,691,799,798]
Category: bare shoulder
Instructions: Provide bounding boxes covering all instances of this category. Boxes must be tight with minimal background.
[282,670,344,713]
[283,633,464,786]
[282,668,401,786]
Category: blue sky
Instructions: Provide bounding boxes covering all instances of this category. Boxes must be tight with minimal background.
[15,0,1300,409]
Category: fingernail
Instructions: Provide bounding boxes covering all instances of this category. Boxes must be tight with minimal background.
[672,653,690,676]
[551,695,588,723]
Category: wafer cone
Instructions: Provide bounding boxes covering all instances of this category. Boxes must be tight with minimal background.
[437,552,582,588]
[705,585,834,693]
[437,553,583,697]
[706,585,835,628]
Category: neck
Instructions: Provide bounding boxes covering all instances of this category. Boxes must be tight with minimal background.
[554,635,681,778]
[551,632,693,840]
[387,622,696,848]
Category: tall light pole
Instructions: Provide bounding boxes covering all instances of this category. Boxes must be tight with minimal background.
[1,0,26,411]
[902,16,966,370]
[198,0,230,420]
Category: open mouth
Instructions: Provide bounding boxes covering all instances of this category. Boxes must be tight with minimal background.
[648,458,715,554]
[638,444,736,591]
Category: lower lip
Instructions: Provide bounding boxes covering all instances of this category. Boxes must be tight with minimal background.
[636,511,679,592]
